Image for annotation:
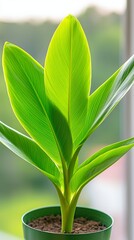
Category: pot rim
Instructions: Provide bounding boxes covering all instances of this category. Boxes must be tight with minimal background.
[22,205,114,236]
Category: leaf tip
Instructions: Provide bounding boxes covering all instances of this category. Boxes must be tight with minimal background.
[65,14,78,23]
[3,41,12,51]
[3,42,12,61]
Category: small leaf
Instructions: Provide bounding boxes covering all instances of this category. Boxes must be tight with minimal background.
[71,138,134,192]
[76,55,134,146]
[45,15,91,141]
[0,121,61,188]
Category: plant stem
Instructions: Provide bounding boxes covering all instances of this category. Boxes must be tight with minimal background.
[56,186,81,233]
[61,203,76,233]
[56,155,81,233]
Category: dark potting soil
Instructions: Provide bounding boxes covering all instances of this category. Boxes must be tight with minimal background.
[28,215,106,234]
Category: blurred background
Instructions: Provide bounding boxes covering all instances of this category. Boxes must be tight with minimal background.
[0,0,132,239]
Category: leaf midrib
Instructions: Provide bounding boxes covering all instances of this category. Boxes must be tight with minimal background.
[68,18,73,127]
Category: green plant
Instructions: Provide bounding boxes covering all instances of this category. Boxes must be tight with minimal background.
[0,15,134,233]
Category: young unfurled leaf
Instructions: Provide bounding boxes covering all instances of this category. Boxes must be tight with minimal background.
[45,15,91,142]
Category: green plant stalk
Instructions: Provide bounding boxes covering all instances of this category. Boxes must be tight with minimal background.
[56,183,80,233]
[68,148,80,179]
[56,154,79,233]
[62,164,75,232]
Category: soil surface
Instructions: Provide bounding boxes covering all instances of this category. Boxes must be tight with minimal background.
[28,215,106,234]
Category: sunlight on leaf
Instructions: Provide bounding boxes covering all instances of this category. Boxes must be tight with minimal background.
[45,15,91,142]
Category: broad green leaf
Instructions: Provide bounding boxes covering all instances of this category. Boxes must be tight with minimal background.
[75,55,134,146]
[71,138,134,192]
[0,121,61,188]
[2,42,72,165]
[45,15,91,141]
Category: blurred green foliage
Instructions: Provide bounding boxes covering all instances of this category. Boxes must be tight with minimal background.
[0,190,58,237]
[0,7,123,236]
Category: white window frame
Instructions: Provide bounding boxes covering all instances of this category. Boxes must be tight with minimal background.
[125,0,134,239]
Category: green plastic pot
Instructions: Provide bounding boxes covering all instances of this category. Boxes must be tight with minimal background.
[22,206,113,240]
